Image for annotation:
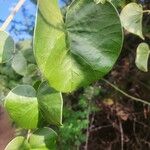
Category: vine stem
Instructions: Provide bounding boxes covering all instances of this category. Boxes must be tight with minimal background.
[0,0,25,31]
[143,10,150,14]
[102,79,150,106]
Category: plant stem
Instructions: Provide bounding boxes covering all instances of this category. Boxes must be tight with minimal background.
[143,10,150,14]
[102,79,150,106]
[0,0,25,31]
[27,129,31,141]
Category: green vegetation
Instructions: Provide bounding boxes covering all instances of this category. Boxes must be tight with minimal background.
[0,0,149,149]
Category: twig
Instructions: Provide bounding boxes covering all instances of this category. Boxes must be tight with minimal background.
[119,119,124,150]
[90,124,112,132]
[143,10,150,14]
[0,0,25,31]
[133,119,142,149]
[102,79,150,106]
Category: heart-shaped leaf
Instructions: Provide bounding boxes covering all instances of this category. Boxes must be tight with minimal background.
[0,31,15,63]
[4,85,41,129]
[120,3,144,39]
[5,128,57,150]
[135,43,150,72]
[34,0,123,92]
[5,136,30,150]
[4,84,63,129]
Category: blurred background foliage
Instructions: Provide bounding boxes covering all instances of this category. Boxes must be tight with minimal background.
[0,0,150,149]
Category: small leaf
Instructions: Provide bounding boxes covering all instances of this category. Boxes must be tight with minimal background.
[135,43,150,72]
[29,128,57,150]
[120,3,144,39]
[12,52,27,76]
[0,31,14,63]
[37,82,63,126]
[4,136,30,150]
[4,85,41,129]
[4,83,63,128]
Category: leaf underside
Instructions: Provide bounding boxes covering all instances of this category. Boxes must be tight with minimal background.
[120,3,144,39]
[0,31,14,63]
[135,43,150,72]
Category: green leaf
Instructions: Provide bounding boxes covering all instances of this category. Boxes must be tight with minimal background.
[120,3,144,39]
[34,0,123,92]
[4,85,41,129]
[5,128,57,150]
[5,136,30,150]
[0,31,15,63]
[135,43,150,72]
[4,83,63,128]
[37,82,63,126]
[38,0,63,27]
[29,128,57,150]
[12,52,28,76]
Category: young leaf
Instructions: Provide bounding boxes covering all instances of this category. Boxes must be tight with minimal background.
[120,3,144,39]
[4,85,41,129]
[29,128,57,150]
[34,0,123,92]
[0,31,14,63]
[4,84,63,128]
[37,82,63,126]
[4,136,30,150]
[135,43,150,72]
[12,51,27,76]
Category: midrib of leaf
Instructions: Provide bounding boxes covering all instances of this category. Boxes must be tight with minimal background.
[64,0,99,90]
